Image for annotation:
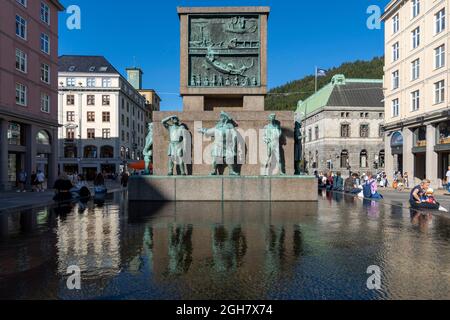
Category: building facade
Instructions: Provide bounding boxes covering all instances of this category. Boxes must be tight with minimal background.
[297,75,385,175]
[126,67,161,120]
[58,56,149,179]
[382,0,449,188]
[0,0,64,190]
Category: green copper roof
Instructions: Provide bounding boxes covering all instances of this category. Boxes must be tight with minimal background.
[296,75,383,116]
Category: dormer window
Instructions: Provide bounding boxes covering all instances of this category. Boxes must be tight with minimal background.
[89,66,96,72]
[68,66,76,72]
[99,66,108,72]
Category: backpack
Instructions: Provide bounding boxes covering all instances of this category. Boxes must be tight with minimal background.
[363,181,373,198]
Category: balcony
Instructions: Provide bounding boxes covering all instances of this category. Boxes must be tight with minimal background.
[416,140,427,147]
[440,137,450,145]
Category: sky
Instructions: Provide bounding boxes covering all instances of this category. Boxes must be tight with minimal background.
[58,0,390,111]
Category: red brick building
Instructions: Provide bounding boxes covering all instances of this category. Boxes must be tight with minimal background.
[0,0,64,190]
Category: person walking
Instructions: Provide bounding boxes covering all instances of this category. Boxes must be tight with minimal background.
[121,171,129,188]
[403,172,409,189]
[36,170,46,192]
[17,169,27,192]
[30,171,38,192]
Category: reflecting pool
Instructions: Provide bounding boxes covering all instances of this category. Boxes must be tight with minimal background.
[1,191,450,300]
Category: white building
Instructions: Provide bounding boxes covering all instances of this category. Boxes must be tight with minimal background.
[58,56,150,179]
[382,0,449,188]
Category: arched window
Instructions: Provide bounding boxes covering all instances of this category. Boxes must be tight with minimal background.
[126,148,130,160]
[84,146,97,158]
[340,150,349,168]
[36,130,50,145]
[120,146,125,159]
[64,146,77,158]
[360,150,368,168]
[100,146,114,158]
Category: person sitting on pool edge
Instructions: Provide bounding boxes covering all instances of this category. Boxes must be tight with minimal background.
[410,180,434,206]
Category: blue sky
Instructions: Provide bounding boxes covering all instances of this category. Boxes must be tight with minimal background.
[58,0,389,111]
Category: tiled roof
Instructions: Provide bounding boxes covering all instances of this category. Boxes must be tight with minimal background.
[58,55,121,74]
[296,75,383,116]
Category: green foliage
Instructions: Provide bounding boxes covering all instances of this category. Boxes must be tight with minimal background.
[265,56,384,111]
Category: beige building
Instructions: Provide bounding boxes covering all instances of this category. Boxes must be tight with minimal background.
[382,0,449,188]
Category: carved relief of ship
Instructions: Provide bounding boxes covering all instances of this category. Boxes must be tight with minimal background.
[205,47,254,76]
[225,17,257,34]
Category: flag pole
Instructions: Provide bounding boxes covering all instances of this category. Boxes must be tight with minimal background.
[315,66,318,93]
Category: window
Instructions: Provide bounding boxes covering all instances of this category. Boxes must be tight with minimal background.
[412,27,420,49]
[17,0,27,7]
[340,150,349,169]
[121,114,125,126]
[360,150,368,168]
[126,132,130,143]
[66,78,75,87]
[435,45,445,69]
[67,95,74,105]
[87,129,95,140]
[412,0,420,18]
[40,63,50,83]
[393,14,399,34]
[341,124,350,138]
[102,112,110,122]
[436,9,445,34]
[126,117,129,127]
[360,124,369,138]
[102,129,111,140]
[412,59,420,80]
[392,70,399,89]
[393,42,399,61]
[87,112,95,122]
[308,128,312,142]
[67,111,75,122]
[435,80,445,104]
[102,95,110,105]
[15,83,27,106]
[102,78,112,87]
[84,145,97,158]
[15,49,27,73]
[36,130,50,145]
[15,15,27,40]
[121,130,125,142]
[315,126,319,140]
[66,128,75,140]
[379,125,384,138]
[87,95,95,105]
[40,33,50,54]
[86,78,96,87]
[392,99,399,117]
[40,93,50,113]
[40,2,50,25]
[411,90,420,111]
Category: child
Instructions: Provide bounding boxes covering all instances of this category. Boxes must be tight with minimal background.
[423,188,437,205]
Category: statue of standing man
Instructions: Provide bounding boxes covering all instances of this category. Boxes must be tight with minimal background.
[143,123,153,175]
[263,114,285,176]
[294,113,303,175]
[162,115,186,176]
[198,111,239,176]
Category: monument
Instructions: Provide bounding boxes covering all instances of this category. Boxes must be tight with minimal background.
[130,6,317,202]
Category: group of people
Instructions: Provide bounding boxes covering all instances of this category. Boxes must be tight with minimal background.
[17,169,46,193]
[316,171,383,199]
[410,179,440,210]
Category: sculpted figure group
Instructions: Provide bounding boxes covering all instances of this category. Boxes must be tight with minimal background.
[142,111,302,176]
